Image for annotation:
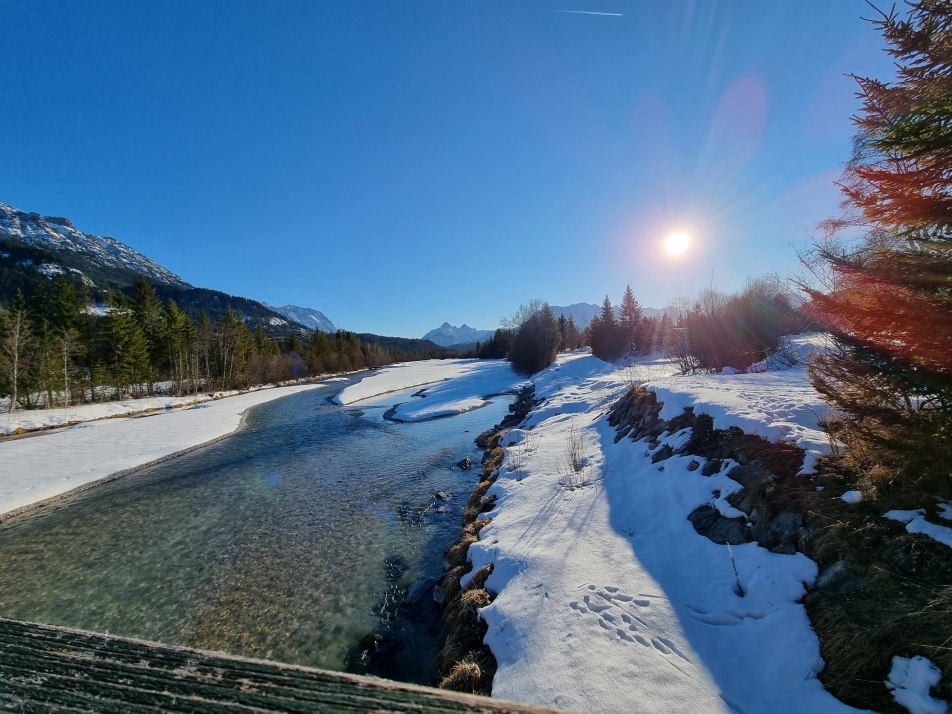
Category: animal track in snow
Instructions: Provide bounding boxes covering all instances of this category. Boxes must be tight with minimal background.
[569,584,690,663]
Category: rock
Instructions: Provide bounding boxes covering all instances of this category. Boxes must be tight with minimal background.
[434,491,450,501]
[687,460,700,472]
[727,464,773,489]
[384,555,410,581]
[701,459,723,476]
[404,577,436,606]
[456,457,473,470]
[651,444,674,463]
[688,505,751,545]
[753,512,803,550]
[614,425,632,443]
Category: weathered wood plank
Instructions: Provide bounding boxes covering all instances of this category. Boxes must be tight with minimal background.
[0,618,564,713]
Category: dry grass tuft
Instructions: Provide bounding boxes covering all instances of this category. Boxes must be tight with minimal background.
[439,660,483,693]
[444,534,477,570]
[466,563,493,592]
[462,518,491,539]
[459,587,491,609]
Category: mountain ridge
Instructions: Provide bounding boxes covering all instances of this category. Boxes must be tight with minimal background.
[422,322,494,347]
[0,202,189,289]
[265,304,336,333]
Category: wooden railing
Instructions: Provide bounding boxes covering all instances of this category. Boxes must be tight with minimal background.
[0,617,565,713]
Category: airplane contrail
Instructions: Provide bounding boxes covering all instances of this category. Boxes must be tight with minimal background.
[555,10,623,16]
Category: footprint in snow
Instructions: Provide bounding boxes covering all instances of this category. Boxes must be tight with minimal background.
[569,584,689,662]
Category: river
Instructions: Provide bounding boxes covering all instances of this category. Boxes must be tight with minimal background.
[0,375,513,684]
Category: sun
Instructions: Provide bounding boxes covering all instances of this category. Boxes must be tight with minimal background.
[664,231,691,256]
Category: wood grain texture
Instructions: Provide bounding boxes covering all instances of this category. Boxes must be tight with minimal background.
[0,618,564,713]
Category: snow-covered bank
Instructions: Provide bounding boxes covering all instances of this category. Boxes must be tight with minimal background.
[335,359,524,421]
[644,365,833,474]
[0,383,322,519]
[2,393,219,436]
[461,352,854,712]
[0,380,334,437]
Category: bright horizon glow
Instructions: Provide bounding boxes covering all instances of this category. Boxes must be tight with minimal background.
[664,232,691,257]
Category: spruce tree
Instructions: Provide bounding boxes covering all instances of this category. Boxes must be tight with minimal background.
[619,284,643,354]
[131,276,165,393]
[591,295,621,361]
[163,301,194,395]
[806,0,952,490]
[106,292,150,398]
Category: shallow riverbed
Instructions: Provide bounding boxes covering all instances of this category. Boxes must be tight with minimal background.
[0,376,512,684]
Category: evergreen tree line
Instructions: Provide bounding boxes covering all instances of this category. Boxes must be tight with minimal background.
[483,279,809,377]
[0,276,428,412]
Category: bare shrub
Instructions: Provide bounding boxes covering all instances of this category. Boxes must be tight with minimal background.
[558,424,593,489]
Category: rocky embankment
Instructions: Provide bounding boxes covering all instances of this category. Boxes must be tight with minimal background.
[435,387,535,695]
[605,385,950,711]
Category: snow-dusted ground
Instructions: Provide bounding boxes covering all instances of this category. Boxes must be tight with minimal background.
[333,359,524,418]
[0,383,322,518]
[459,351,857,712]
[1,393,222,436]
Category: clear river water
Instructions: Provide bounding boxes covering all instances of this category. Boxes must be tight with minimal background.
[0,376,513,685]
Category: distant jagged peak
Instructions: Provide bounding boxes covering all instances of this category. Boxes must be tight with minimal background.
[422,322,494,347]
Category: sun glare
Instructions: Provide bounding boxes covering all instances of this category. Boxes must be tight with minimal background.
[664,232,691,256]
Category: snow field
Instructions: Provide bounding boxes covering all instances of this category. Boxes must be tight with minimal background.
[464,352,857,712]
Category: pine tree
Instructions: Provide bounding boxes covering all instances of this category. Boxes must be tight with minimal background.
[106,292,150,398]
[566,315,581,350]
[619,284,643,354]
[806,0,952,490]
[162,300,194,395]
[131,276,165,393]
[591,295,621,361]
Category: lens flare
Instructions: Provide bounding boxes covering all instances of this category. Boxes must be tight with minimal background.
[664,232,690,256]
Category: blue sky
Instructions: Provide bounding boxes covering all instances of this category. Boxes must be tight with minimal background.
[1,1,894,337]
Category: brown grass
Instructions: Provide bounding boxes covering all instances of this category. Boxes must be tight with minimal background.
[459,588,491,609]
[438,659,484,693]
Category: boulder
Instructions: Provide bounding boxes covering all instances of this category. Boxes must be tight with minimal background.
[753,511,803,551]
[688,505,751,545]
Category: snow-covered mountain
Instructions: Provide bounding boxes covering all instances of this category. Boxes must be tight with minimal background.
[0,202,189,288]
[422,322,494,347]
[266,304,336,333]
